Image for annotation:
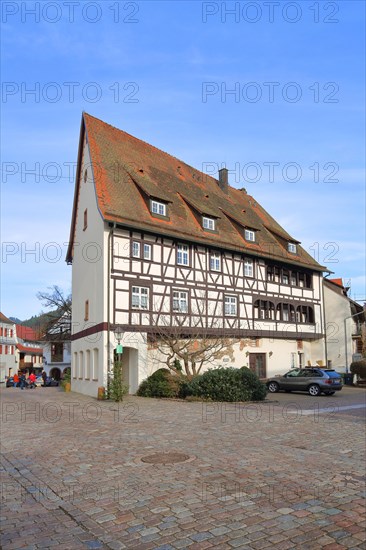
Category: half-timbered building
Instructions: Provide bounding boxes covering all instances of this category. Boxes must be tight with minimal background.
[67,113,328,396]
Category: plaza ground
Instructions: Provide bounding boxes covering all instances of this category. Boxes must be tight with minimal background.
[1,385,365,549]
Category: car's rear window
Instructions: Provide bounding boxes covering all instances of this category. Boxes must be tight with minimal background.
[325,371,341,378]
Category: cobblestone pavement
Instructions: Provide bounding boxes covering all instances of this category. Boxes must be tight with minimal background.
[1,386,365,549]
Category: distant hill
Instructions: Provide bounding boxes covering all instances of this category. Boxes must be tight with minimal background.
[9,316,22,324]
[9,308,68,338]
[21,312,57,331]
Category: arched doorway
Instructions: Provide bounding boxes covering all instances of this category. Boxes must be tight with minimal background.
[50,367,61,381]
[114,347,139,394]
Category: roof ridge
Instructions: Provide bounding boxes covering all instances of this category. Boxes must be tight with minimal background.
[83,112,227,189]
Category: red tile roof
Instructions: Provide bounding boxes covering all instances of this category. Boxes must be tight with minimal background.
[17,344,43,355]
[16,325,40,341]
[329,278,344,287]
[0,312,14,325]
[67,113,326,272]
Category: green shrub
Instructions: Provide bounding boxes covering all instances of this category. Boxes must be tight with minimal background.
[350,360,366,380]
[240,367,268,401]
[60,368,71,390]
[186,366,267,402]
[177,379,194,399]
[110,361,129,402]
[137,366,267,402]
[137,368,182,398]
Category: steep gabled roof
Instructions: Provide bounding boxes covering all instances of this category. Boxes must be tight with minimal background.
[66,113,327,272]
[0,312,14,325]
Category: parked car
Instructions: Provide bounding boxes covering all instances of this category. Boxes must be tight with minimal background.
[6,377,16,388]
[266,368,343,396]
[34,376,43,387]
[44,377,59,387]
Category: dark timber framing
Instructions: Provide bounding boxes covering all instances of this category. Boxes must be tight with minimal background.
[108,225,324,341]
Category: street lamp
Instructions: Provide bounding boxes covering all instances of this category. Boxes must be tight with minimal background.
[114,326,123,361]
[114,326,123,343]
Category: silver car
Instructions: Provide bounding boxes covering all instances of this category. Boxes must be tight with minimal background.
[267,367,343,396]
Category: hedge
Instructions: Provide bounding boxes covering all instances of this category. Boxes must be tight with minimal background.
[137,366,267,402]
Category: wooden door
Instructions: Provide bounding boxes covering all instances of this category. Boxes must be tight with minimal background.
[249,353,266,378]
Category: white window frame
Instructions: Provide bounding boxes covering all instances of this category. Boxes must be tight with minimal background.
[151,200,166,216]
[245,229,256,242]
[131,286,149,310]
[132,241,140,258]
[203,216,215,231]
[244,258,253,277]
[209,252,221,271]
[172,290,188,313]
[143,243,152,260]
[288,242,297,254]
[224,295,237,316]
[177,243,189,266]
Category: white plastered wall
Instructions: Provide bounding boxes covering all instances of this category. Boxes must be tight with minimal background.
[70,137,108,397]
[323,283,352,371]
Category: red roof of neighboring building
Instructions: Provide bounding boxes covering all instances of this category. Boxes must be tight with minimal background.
[17,344,43,355]
[328,278,344,287]
[67,113,327,272]
[16,325,40,341]
[0,312,14,325]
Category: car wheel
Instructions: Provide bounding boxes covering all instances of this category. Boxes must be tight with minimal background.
[308,384,321,396]
[268,381,280,393]
[324,391,335,396]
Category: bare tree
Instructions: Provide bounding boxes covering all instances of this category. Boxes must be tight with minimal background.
[37,286,71,314]
[36,286,72,340]
[148,319,239,379]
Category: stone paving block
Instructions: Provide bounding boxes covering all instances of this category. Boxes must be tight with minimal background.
[173,538,194,548]
[227,536,252,547]
[189,532,213,542]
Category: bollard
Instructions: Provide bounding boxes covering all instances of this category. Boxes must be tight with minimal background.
[97,387,105,400]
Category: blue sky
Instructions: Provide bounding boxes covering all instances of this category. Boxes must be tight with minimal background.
[1,0,365,319]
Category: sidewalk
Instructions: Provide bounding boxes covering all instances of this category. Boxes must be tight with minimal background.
[1,387,365,549]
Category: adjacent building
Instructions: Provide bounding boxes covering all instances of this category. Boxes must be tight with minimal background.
[66,113,332,397]
[324,278,365,371]
[0,313,17,382]
[42,313,72,380]
[16,324,43,373]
